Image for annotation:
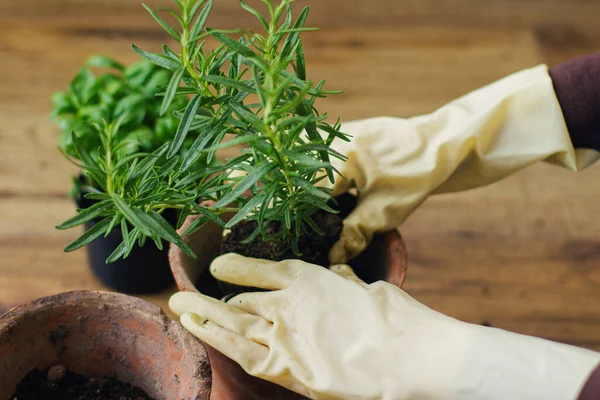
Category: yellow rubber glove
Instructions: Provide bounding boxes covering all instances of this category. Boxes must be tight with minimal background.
[170,255,600,400]
[328,65,600,264]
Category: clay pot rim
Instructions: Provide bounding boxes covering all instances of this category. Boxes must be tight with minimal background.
[169,215,408,294]
[0,290,168,329]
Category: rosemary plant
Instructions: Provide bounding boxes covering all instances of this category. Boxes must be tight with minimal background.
[58,0,350,261]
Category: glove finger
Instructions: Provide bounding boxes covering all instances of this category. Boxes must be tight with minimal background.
[180,312,269,374]
[227,291,285,322]
[170,292,271,339]
[328,219,370,265]
[211,253,320,290]
[331,174,353,198]
[329,264,368,286]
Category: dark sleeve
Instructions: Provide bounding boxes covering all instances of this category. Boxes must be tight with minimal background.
[549,51,600,152]
[578,364,600,400]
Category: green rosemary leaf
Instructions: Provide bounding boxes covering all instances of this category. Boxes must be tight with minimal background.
[229,102,265,132]
[176,205,191,230]
[207,128,227,164]
[226,192,266,229]
[240,0,269,30]
[318,122,351,143]
[297,101,334,182]
[300,195,338,214]
[292,176,330,200]
[105,228,139,262]
[107,240,128,263]
[282,3,293,31]
[126,143,169,185]
[132,45,181,71]
[257,181,278,227]
[240,226,261,244]
[156,87,198,96]
[252,64,268,106]
[278,27,318,35]
[200,134,262,154]
[161,68,185,116]
[86,55,125,71]
[297,143,345,158]
[160,7,184,26]
[71,132,99,170]
[184,205,225,234]
[142,4,181,40]
[121,218,131,249]
[189,0,213,45]
[151,234,163,250]
[64,217,112,252]
[84,192,111,201]
[214,163,275,208]
[104,214,120,238]
[157,157,179,178]
[169,94,202,158]
[208,29,262,62]
[284,207,291,230]
[294,39,306,80]
[137,233,146,247]
[188,0,205,21]
[181,215,209,237]
[284,150,329,168]
[162,44,180,61]
[180,119,224,171]
[113,152,149,171]
[209,46,236,76]
[142,209,196,258]
[300,212,325,235]
[71,132,106,188]
[281,6,309,59]
[56,200,114,229]
[291,237,301,256]
[203,75,255,93]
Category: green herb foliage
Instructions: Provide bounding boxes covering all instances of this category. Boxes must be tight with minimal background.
[58,0,350,261]
[52,56,195,162]
[57,117,236,261]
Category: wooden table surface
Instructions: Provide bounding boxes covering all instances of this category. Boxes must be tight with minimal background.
[1,0,600,351]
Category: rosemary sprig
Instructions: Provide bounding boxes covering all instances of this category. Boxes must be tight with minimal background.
[58,0,350,262]
[57,118,235,261]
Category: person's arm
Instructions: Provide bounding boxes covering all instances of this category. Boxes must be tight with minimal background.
[579,365,600,400]
[550,51,600,152]
[328,60,600,265]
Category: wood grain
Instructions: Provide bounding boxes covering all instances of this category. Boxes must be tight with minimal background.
[1,0,599,352]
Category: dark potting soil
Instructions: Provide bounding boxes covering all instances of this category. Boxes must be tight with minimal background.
[11,366,154,400]
[196,194,356,298]
[215,206,345,297]
[221,209,343,268]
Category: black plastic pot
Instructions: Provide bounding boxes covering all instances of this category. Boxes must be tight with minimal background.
[75,186,176,295]
[83,218,175,294]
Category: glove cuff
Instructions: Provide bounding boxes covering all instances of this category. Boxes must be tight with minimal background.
[458,325,600,400]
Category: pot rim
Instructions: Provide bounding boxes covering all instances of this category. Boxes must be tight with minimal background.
[169,215,408,294]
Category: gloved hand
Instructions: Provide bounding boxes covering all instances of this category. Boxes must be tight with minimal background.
[170,255,600,400]
[328,65,600,264]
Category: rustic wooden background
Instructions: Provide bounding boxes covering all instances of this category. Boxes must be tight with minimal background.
[1,0,599,351]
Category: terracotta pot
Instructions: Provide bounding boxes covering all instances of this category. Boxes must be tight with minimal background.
[169,214,408,400]
[0,290,212,400]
